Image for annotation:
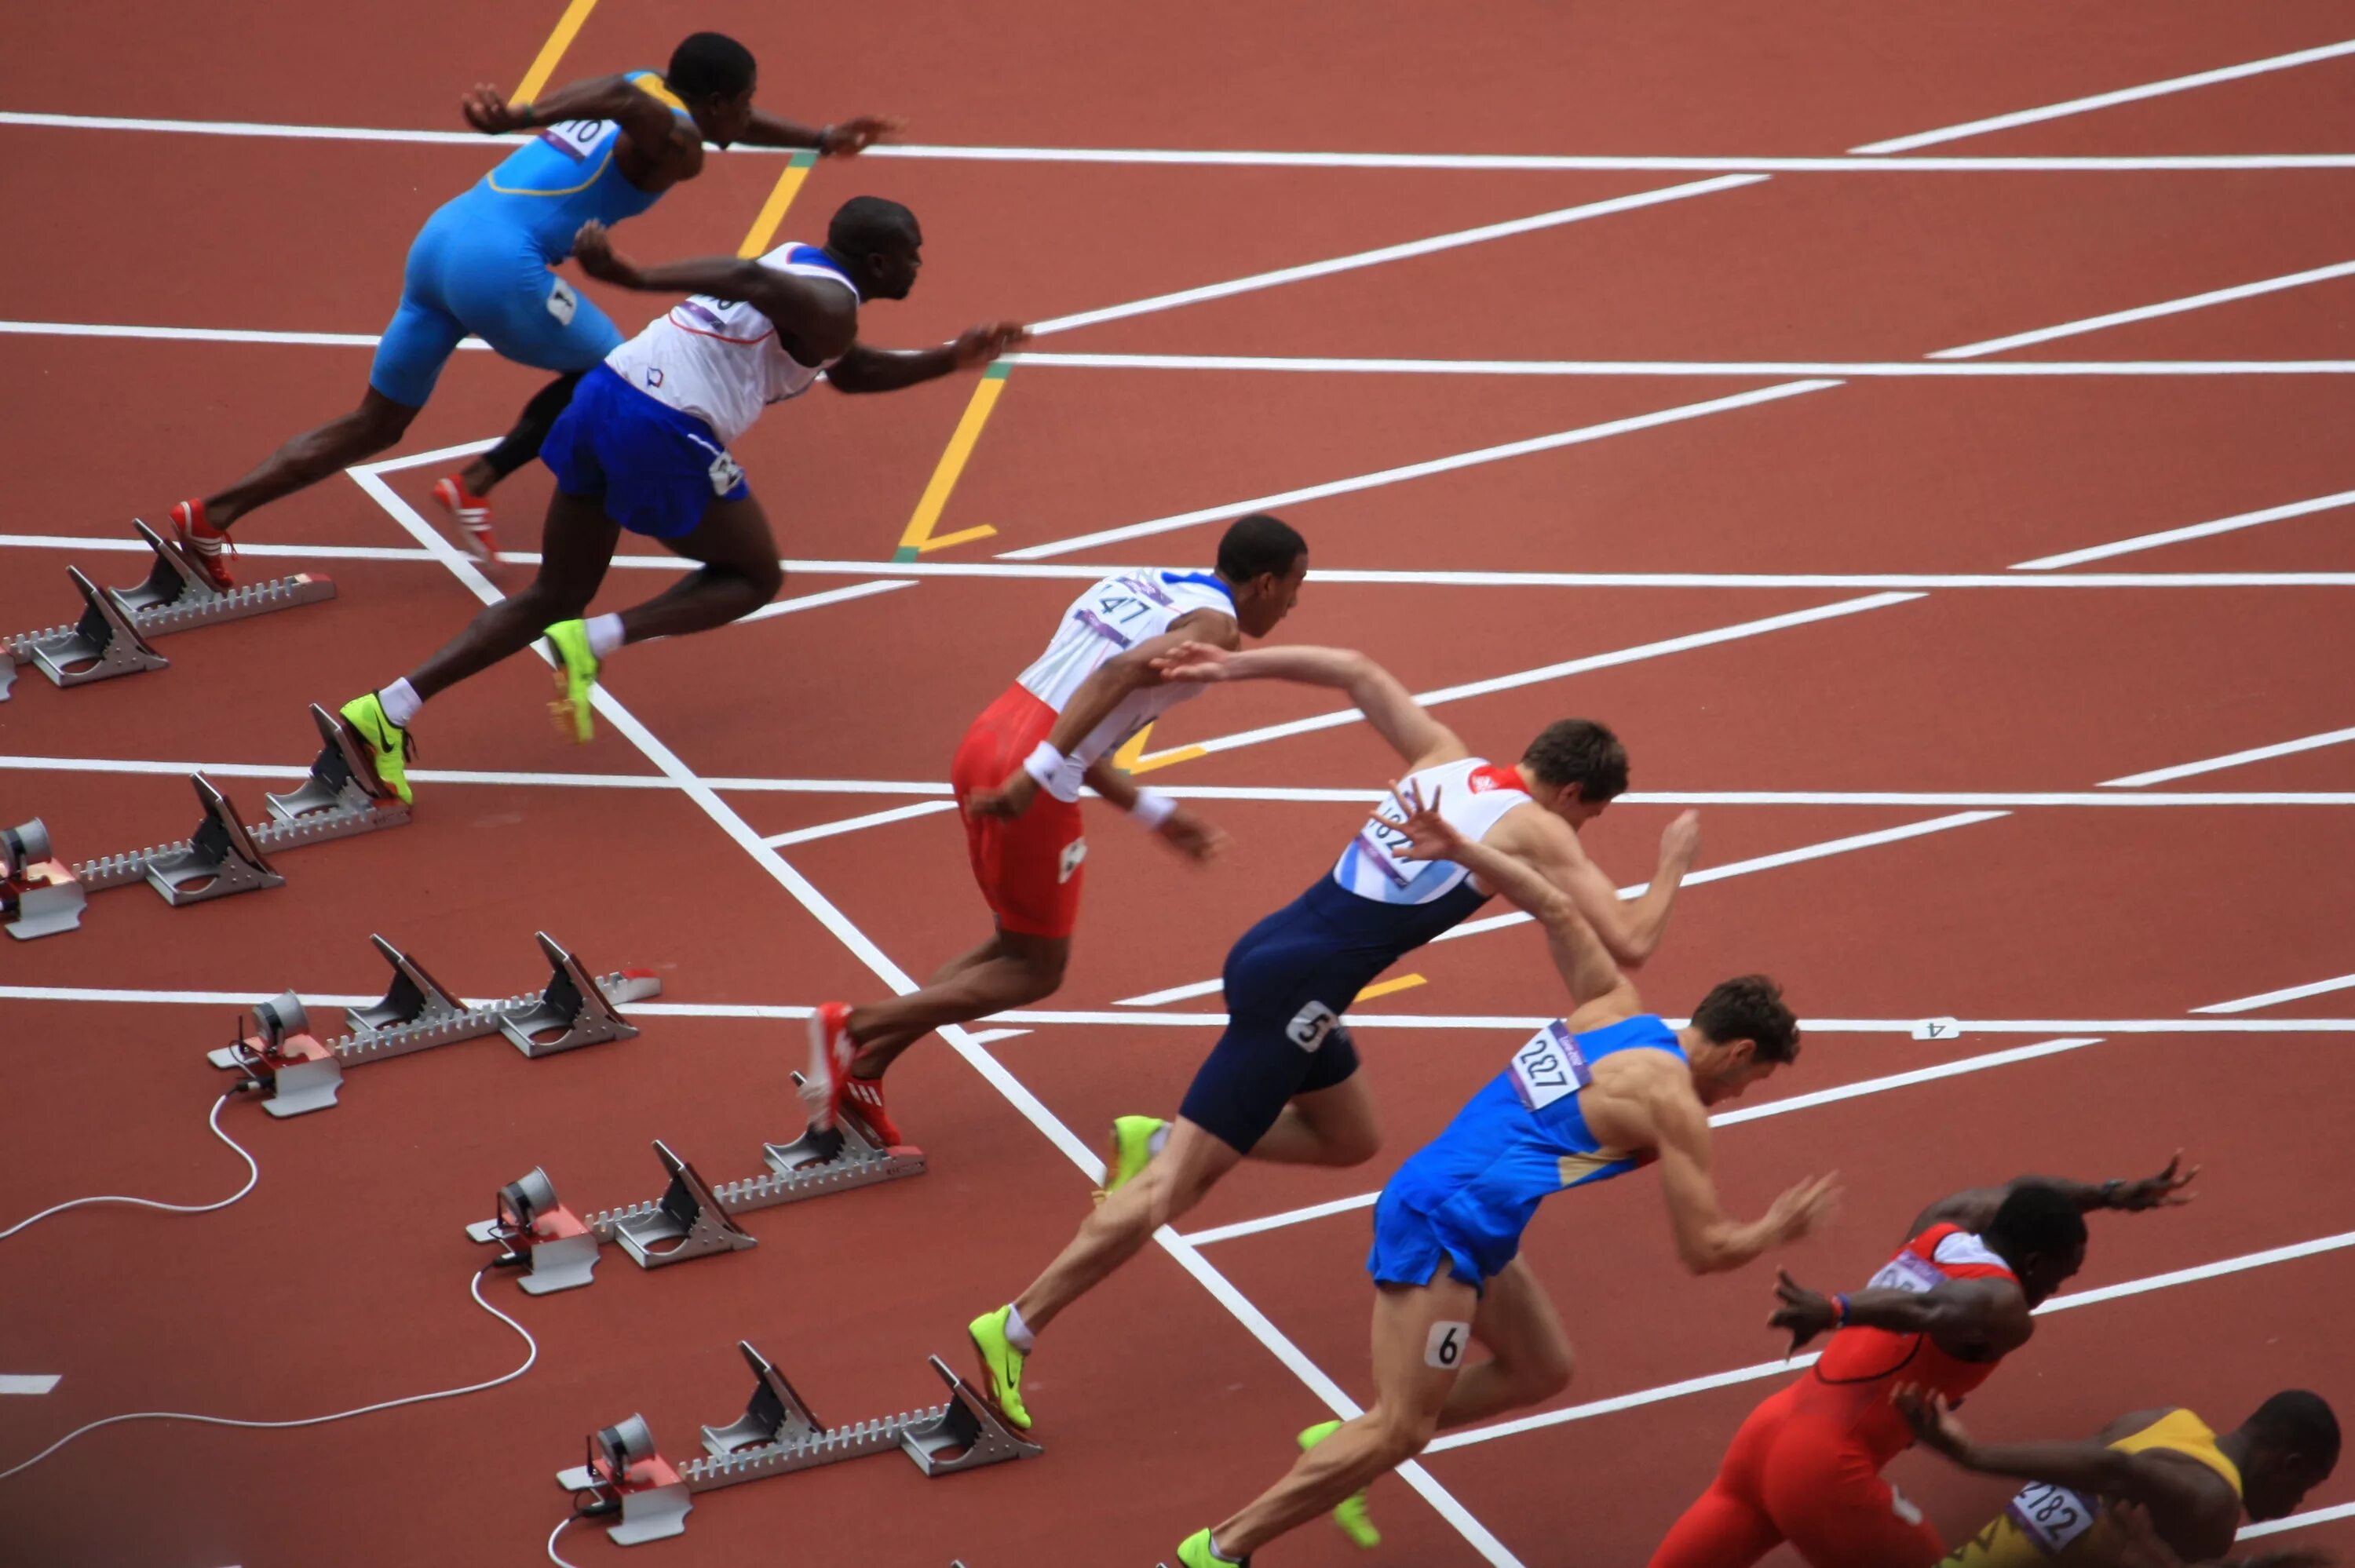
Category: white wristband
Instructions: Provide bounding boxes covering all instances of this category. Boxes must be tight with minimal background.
[1130,788,1178,830]
[1022,739,1079,800]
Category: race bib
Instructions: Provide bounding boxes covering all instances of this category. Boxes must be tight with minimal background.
[1509,1020,1591,1110]
[2006,1481,2099,1555]
[706,449,745,497]
[1057,838,1087,884]
[544,278,579,326]
[1286,1001,1339,1052]
[1866,1250,1944,1294]
[535,119,608,161]
[1351,808,1418,889]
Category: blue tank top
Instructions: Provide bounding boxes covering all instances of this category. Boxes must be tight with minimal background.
[462,71,691,261]
[1392,1014,1685,1233]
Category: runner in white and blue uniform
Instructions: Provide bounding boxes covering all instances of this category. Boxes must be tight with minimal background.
[966,642,1704,1435]
[332,197,1028,804]
[166,35,900,580]
[1166,800,1836,1568]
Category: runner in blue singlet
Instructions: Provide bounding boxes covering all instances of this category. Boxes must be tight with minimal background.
[162,33,897,580]
[1163,797,1842,1568]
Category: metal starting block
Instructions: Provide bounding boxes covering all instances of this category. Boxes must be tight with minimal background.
[471,1077,924,1291]
[465,1169,601,1294]
[556,1345,1041,1545]
[2,819,86,940]
[27,706,411,936]
[1,519,335,701]
[210,930,659,1115]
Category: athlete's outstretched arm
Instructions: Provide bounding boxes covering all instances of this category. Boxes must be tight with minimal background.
[1908,1154,2198,1238]
[465,76,678,159]
[827,327,1029,393]
[1082,758,1224,862]
[1386,787,1621,1005]
[1769,1269,2030,1356]
[1897,1390,2226,1522]
[1152,642,1465,771]
[1646,1086,1841,1274]
[739,109,904,154]
[569,222,860,363]
[1484,807,1699,968]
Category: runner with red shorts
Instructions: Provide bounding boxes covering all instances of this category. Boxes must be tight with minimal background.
[803,513,1310,1142]
[1651,1158,2200,1568]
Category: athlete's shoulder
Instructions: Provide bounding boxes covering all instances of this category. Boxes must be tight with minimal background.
[625,70,693,116]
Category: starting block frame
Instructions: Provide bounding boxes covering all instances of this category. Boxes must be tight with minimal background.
[1,519,335,701]
[557,1344,1040,1544]
[470,1076,924,1290]
[212,930,659,1116]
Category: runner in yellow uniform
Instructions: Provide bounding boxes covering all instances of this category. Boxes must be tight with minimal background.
[1897,1386,2338,1566]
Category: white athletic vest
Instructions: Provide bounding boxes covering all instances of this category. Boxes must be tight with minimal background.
[1013,569,1240,800]
[1332,757,1534,905]
[604,240,858,443]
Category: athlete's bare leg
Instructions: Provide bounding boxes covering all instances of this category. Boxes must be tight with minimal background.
[1012,1119,1243,1334]
[846,928,1066,1076]
[203,388,420,529]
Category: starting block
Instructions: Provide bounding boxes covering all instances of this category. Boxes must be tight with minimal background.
[2,819,86,940]
[222,994,345,1117]
[212,930,659,1115]
[24,706,411,937]
[469,1075,923,1292]
[557,1344,1040,1545]
[466,1169,601,1295]
[2,520,335,701]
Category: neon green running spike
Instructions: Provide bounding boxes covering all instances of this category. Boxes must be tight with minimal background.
[1101,1115,1167,1198]
[966,1306,1031,1431]
[1173,1528,1245,1566]
[541,618,601,742]
[338,692,414,805]
[1300,1420,1380,1548]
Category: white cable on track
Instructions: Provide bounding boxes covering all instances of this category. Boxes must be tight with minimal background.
[0,1269,536,1482]
[0,1092,257,1240]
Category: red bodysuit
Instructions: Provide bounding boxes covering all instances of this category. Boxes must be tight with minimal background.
[1648,1224,2020,1568]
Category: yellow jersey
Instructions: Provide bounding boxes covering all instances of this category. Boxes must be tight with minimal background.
[1941,1409,2242,1566]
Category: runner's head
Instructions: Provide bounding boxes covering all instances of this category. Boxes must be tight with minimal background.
[1518,720,1628,828]
[2236,1391,2340,1521]
[667,33,758,147]
[1215,513,1309,637]
[1984,1183,2088,1306]
[827,197,923,299]
[1683,975,1798,1105]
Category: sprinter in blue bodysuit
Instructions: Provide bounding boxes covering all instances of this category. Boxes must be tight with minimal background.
[163,33,894,579]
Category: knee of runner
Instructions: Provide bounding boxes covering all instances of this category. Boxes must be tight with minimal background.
[356,398,419,447]
[1322,1120,1382,1168]
[739,555,783,602]
[1371,1406,1440,1464]
[1517,1339,1575,1402]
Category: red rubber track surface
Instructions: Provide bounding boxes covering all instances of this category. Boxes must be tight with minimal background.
[4,5,2354,1567]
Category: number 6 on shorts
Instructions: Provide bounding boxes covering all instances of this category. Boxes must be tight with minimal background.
[1425,1321,1470,1369]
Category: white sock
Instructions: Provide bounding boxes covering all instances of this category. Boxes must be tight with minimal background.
[1003,1303,1036,1352]
[1148,1124,1172,1158]
[1208,1531,1242,1564]
[586,612,626,659]
[378,678,422,727]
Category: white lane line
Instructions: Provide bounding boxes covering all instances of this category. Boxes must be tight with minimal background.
[353,454,1524,1566]
[2242,1500,2355,1541]
[1424,1228,2355,1453]
[0,1377,61,1395]
[2012,489,2355,570]
[1849,38,2355,154]
[1011,352,2355,377]
[12,110,2355,173]
[1934,261,2355,360]
[762,800,962,846]
[16,524,2355,587]
[1119,811,2002,1007]
[2100,725,2355,787]
[1130,593,1919,766]
[1025,177,1762,337]
[995,381,1840,560]
[735,579,918,624]
[1181,1036,2109,1245]
[2196,973,2355,1014]
[0,319,491,350]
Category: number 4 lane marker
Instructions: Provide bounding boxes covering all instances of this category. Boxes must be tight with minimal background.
[0,1374,61,1394]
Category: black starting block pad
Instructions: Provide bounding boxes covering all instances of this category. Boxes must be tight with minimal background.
[1,520,334,701]
[466,1074,923,1291]
[211,931,659,1116]
[554,1346,1039,1544]
[17,706,411,938]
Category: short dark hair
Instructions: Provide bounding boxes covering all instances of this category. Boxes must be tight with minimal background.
[1215,512,1306,583]
[2247,1391,2341,1462]
[667,33,756,100]
[1521,720,1628,800]
[1986,1183,2089,1260]
[1690,975,1799,1064]
[827,196,921,255]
